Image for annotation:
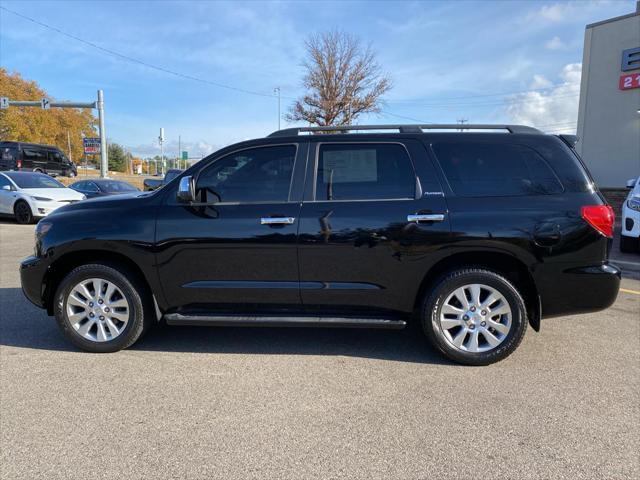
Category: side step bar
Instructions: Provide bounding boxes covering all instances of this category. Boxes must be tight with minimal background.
[164,313,407,329]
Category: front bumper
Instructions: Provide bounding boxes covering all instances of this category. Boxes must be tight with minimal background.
[537,262,621,318]
[622,205,640,238]
[20,255,48,309]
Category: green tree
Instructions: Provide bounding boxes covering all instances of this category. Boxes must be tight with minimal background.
[107,143,127,173]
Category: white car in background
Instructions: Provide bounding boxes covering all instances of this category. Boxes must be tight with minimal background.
[0,171,85,224]
[621,176,640,253]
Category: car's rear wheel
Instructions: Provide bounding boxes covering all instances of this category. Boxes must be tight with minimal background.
[421,268,527,365]
[620,235,638,253]
[54,263,153,352]
[33,168,44,173]
[13,200,33,224]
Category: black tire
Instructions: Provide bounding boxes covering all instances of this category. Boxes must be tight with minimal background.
[620,235,638,253]
[13,200,33,224]
[421,268,527,366]
[33,168,44,173]
[54,263,153,352]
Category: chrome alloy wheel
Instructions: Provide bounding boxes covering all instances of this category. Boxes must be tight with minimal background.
[65,278,130,342]
[439,283,512,353]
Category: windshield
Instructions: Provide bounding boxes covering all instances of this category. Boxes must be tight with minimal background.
[100,181,138,193]
[6,173,64,189]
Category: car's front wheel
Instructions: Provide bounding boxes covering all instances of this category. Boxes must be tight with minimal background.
[54,263,152,352]
[421,268,527,365]
[13,200,33,224]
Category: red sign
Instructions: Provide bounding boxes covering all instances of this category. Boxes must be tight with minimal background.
[619,72,640,90]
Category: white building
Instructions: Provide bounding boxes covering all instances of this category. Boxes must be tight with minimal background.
[577,3,640,188]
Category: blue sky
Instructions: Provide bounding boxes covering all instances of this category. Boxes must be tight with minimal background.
[0,0,636,158]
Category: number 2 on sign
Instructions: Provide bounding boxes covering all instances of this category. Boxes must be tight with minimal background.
[619,73,640,90]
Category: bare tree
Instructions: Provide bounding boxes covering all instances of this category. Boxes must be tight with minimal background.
[287,31,392,127]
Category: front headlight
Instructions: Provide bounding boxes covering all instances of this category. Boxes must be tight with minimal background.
[33,196,53,202]
[627,197,640,212]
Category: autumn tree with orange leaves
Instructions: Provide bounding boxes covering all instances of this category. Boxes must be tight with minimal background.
[0,68,97,164]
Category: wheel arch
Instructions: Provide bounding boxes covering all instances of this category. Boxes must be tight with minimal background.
[44,249,154,316]
[413,251,541,331]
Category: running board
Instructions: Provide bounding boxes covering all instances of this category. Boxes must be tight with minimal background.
[164,313,407,329]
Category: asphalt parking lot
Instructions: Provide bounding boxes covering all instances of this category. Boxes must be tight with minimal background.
[1,220,638,480]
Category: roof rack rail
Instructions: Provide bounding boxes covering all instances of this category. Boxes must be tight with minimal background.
[267,124,541,137]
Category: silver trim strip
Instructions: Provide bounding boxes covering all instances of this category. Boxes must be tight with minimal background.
[407,213,445,223]
[260,216,296,225]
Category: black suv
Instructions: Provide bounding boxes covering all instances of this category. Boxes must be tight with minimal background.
[20,124,620,365]
[0,141,77,177]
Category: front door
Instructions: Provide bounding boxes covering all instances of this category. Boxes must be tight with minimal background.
[0,175,14,214]
[155,143,307,313]
[297,140,450,316]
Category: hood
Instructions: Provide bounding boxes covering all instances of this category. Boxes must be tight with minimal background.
[21,187,85,201]
[49,190,154,217]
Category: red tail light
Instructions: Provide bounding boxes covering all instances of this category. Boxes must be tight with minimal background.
[581,205,614,238]
[16,159,22,168]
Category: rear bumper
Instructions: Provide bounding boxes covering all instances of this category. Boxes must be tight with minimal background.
[20,255,48,309]
[537,262,621,318]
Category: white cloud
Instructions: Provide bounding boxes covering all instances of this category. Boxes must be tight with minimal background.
[545,36,567,50]
[537,3,570,22]
[505,63,581,132]
[127,139,220,159]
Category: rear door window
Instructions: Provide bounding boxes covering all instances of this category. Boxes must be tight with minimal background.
[314,143,415,201]
[431,141,563,197]
[23,148,47,163]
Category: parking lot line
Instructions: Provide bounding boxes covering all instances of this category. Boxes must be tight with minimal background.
[619,288,640,295]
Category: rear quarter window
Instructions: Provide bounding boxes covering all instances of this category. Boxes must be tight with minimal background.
[431,141,563,197]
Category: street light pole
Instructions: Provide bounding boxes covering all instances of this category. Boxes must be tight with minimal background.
[97,90,108,178]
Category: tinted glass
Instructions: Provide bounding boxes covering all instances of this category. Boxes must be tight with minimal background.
[49,151,63,163]
[432,142,563,197]
[100,181,137,192]
[1,147,18,161]
[315,144,415,201]
[6,173,64,189]
[23,149,46,162]
[70,181,86,191]
[0,175,11,188]
[196,145,296,203]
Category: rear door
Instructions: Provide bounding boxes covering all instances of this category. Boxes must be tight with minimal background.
[297,139,450,315]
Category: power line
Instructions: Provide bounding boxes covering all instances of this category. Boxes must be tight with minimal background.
[0,5,276,99]
[386,83,581,104]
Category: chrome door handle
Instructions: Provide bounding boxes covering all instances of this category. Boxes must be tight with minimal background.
[407,214,445,223]
[260,217,296,225]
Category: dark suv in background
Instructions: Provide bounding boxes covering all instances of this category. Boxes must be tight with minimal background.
[0,141,77,177]
[20,124,620,365]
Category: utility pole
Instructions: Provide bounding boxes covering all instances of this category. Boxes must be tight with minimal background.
[178,135,181,170]
[457,118,468,132]
[159,128,165,176]
[274,87,281,130]
[67,131,72,162]
[97,90,108,177]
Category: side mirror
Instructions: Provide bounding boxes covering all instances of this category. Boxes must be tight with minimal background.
[2,185,12,191]
[177,175,195,203]
[626,178,637,189]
